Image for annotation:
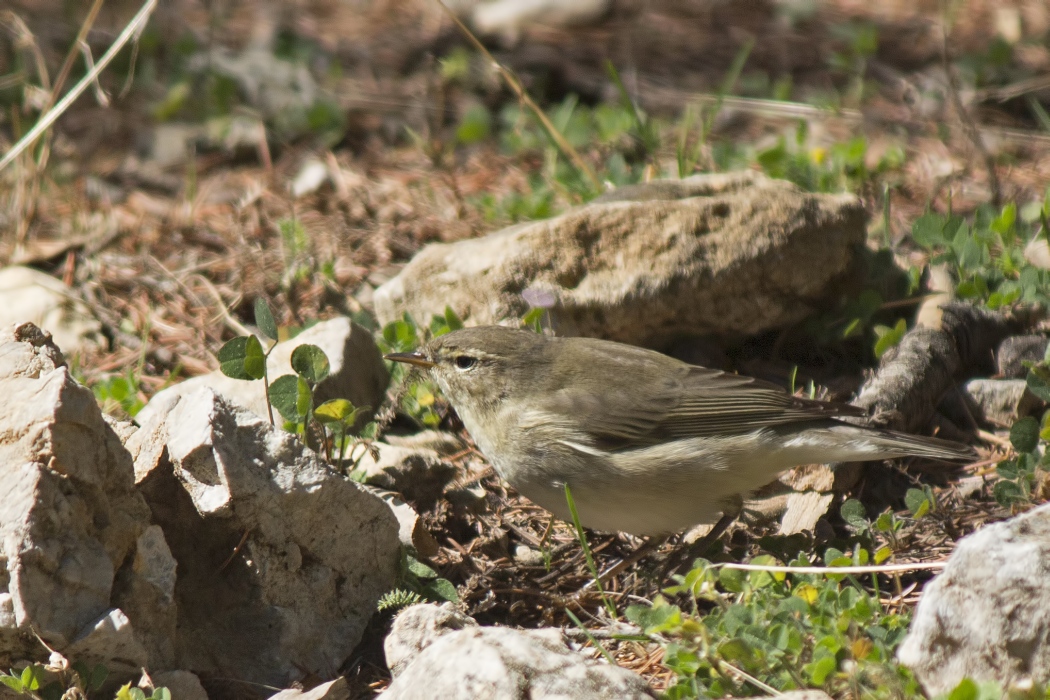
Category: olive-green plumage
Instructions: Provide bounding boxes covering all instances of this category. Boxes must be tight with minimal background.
[388,326,974,536]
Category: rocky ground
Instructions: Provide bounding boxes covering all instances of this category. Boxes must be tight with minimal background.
[2,0,1050,698]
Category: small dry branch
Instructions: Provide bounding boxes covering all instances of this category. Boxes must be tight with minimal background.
[853,302,1023,433]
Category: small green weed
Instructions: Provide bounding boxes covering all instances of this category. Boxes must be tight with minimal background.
[473,173,555,224]
[278,217,314,289]
[217,299,282,425]
[622,484,1031,700]
[0,657,168,700]
[93,372,146,419]
[798,251,914,362]
[1,664,54,699]
[377,550,458,614]
[497,94,650,202]
[755,122,903,194]
[909,197,1050,309]
[115,684,171,700]
[604,61,660,163]
[456,103,492,145]
[995,414,1045,508]
[828,21,879,106]
[148,35,346,144]
[872,318,907,360]
[376,588,423,613]
[627,552,919,698]
[841,489,937,562]
[993,350,1050,508]
[955,36,1018,91]
[681,38,753,175]
[564,484,616,617]
[218,300,377,472]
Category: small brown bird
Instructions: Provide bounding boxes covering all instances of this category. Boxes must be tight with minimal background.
[387,326,974,537]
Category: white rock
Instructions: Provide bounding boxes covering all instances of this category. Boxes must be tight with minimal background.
[291,158,330,198]
[368,488,440,558]
[65,609,149,676]
[512,544,546,567]
[375,173,866,347]
[268,677,349,700]
[383,604,477,678]
[898,503,1050,693]
[356,442,458,509]
[778,492,834,536]
[113,525,178,667]
[148,670,209,700]
[134,387,400,688]
[1024,236,1050,270]
[959,378,1043,427]
[0,266,104,357]
[382,604,654,699]
[148,123,205,168]
[0,323,151,663]
[472,0,610,43]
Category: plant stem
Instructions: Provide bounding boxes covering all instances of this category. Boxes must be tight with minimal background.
[262,345,275,426]
[433,0,600,191]
[564,484,616,617]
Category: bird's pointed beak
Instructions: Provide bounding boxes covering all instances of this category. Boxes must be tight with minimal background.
[384,351,436,368]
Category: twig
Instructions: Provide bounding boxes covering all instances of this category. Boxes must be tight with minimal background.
[643,90,1050,148]
[432,0,600,191]
[976,429,1012,450]
[591,535,667,585]
[939,7,1001,206]
[145,255,248,340]
[565,609,618,665]
[975,74,1050,103]
[714,658,782,696]
[716,561,946,575]
[46,0,105,116]
[0,13,50,93]
[219,528,253,571]
[0,0,158,173]
[189,273,253,338]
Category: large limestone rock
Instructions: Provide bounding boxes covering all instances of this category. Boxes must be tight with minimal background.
[0,323,402,693]
[0,323,154,673]
[136,317,388,429]
[374,172,866,347]
[129,387,400,690]
[381,604,655,699]
[898,503,1050,693]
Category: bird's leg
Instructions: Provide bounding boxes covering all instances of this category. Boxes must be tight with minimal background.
[582,496,744,589]
[660,495,743,577]
[538,514,556,548]
[592,534,669,585]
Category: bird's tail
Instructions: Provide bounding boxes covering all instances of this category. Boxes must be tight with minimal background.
[864,428,977,462]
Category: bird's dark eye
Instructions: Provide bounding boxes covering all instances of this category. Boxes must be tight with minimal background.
[454,355,477,370]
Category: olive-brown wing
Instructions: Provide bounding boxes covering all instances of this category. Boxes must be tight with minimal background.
[539,365,866,450]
